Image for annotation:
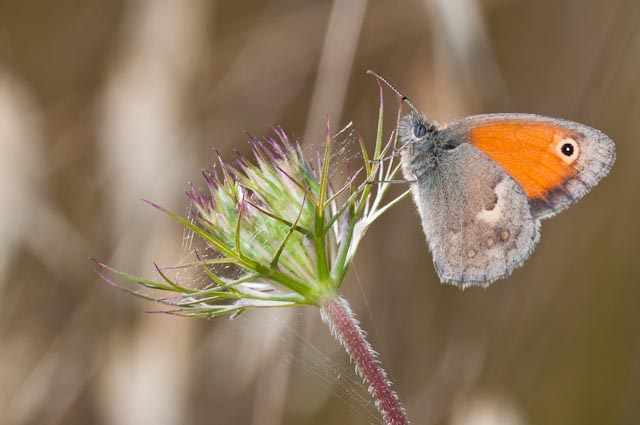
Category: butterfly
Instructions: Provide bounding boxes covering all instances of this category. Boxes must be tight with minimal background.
[369,71,616,288]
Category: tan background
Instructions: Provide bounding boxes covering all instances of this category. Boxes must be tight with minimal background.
[1,0,638,424]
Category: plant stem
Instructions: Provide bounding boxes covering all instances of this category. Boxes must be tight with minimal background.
[320,296,410,425]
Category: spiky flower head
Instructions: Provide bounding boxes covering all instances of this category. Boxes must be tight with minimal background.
[93,85,409,317]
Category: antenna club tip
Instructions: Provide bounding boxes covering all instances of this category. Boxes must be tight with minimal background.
[366,69,382,79]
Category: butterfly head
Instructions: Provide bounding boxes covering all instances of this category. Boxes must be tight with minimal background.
[398,112,438,146]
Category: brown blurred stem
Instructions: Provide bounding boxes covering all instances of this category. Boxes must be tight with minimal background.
[320,296,409,425]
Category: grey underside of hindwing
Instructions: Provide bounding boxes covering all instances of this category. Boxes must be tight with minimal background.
[407,144,540,287]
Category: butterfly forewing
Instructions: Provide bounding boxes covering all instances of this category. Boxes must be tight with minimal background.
[444,114,615,219]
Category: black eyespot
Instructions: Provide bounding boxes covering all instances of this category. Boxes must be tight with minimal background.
[413,123,428,138]
[561,143,574,156]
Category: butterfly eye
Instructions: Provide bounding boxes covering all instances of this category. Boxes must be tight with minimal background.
[413,123,428,138]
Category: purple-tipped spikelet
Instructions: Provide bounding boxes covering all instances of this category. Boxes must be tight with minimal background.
[93,84,409,320]
[92,79,413,425]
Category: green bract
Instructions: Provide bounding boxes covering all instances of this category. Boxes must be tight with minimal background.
[93,85,410,317]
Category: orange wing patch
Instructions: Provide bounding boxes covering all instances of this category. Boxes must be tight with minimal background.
[469,122,578,199]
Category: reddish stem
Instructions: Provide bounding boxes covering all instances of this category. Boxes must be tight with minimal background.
[320,296,410,425]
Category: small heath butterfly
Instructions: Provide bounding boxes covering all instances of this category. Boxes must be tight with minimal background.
[368,71,616,288]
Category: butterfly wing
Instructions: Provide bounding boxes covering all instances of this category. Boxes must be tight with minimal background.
[408,143,540,287]
[443,113,616,219]
[402,113,614,286]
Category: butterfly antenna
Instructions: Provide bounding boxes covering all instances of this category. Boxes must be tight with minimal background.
[366,70,422,117]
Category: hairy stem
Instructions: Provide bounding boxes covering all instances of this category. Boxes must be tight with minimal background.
[320,296,409,425]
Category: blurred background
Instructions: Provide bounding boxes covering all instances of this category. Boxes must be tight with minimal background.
[1,0,638,424]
